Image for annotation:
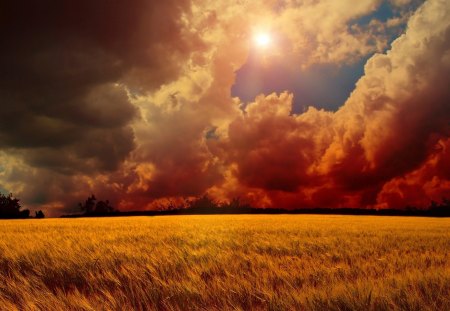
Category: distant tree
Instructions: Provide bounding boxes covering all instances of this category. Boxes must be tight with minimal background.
[428,198,450,215]
[404,205,417,212]
[79,195,116,215]
[35,210,45,218]
[20,209,30,218]
[443,198,450,208]
[0,193,30,219]
[95,200,115,214]
[186,195,219,211]
[429,200,439,210]
[79,195,96,215]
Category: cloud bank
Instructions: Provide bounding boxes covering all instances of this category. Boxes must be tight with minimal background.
[0,0,448,215]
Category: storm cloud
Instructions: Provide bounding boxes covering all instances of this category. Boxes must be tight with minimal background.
[0,0,448,215]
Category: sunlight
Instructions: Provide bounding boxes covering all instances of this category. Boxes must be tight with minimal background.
[254,32,272,48]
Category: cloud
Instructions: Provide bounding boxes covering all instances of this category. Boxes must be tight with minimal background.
[213,0,450,208]
[376,138,450,208]
[221,93,331,192]
[0,0,198,208]
[0,0,200,153]
[0,0,448,214]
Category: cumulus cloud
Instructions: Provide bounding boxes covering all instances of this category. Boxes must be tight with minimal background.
[0,0,448,214]
[376,138,450,208]
[207,0,449,209]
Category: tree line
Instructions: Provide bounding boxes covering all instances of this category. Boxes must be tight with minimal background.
[2,191,450,218]
[67,195,450,217]
[0,192,116,219]
[0,193,45,219]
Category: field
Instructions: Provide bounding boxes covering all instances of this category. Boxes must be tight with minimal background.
[0,215,449,310]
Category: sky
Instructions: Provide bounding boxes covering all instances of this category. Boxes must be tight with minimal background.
[0,0,449,216]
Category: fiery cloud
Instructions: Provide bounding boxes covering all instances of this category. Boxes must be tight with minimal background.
[0,0,448,215]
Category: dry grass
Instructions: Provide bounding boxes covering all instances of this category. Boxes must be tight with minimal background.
[0,215,449,310]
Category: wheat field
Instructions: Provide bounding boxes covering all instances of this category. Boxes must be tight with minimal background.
[0,215,449,310]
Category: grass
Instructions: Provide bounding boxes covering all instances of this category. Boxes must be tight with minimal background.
[0,215,449,310]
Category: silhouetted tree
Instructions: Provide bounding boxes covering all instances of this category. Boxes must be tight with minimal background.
[405,205,417,212]
[428,198,450,216]
[430,200,439,210]
[79,195,116,215]
[443,198,450,208]
[79,195,96,215]
[187,195,219,211]
[20,209,30,218]
[0,193,30,219]
[35,210,45,218]
[95,200,115,214]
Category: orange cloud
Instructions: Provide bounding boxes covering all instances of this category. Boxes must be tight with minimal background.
[0,0,448,214]
[207,0,450,209]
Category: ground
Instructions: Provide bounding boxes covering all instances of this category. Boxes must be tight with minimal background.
[0,215,449,310]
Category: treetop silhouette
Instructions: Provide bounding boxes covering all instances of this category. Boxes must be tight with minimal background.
[0,193,30,219]
[79,195,116,215]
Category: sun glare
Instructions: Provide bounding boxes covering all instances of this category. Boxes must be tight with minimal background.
[254,32,271,48]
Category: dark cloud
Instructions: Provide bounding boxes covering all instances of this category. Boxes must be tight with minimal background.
[225,93,317,192]
[0,0,198,174]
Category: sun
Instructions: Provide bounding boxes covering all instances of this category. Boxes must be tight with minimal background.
[254,32,272,48]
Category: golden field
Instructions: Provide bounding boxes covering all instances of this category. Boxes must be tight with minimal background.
[0,215,449,311]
